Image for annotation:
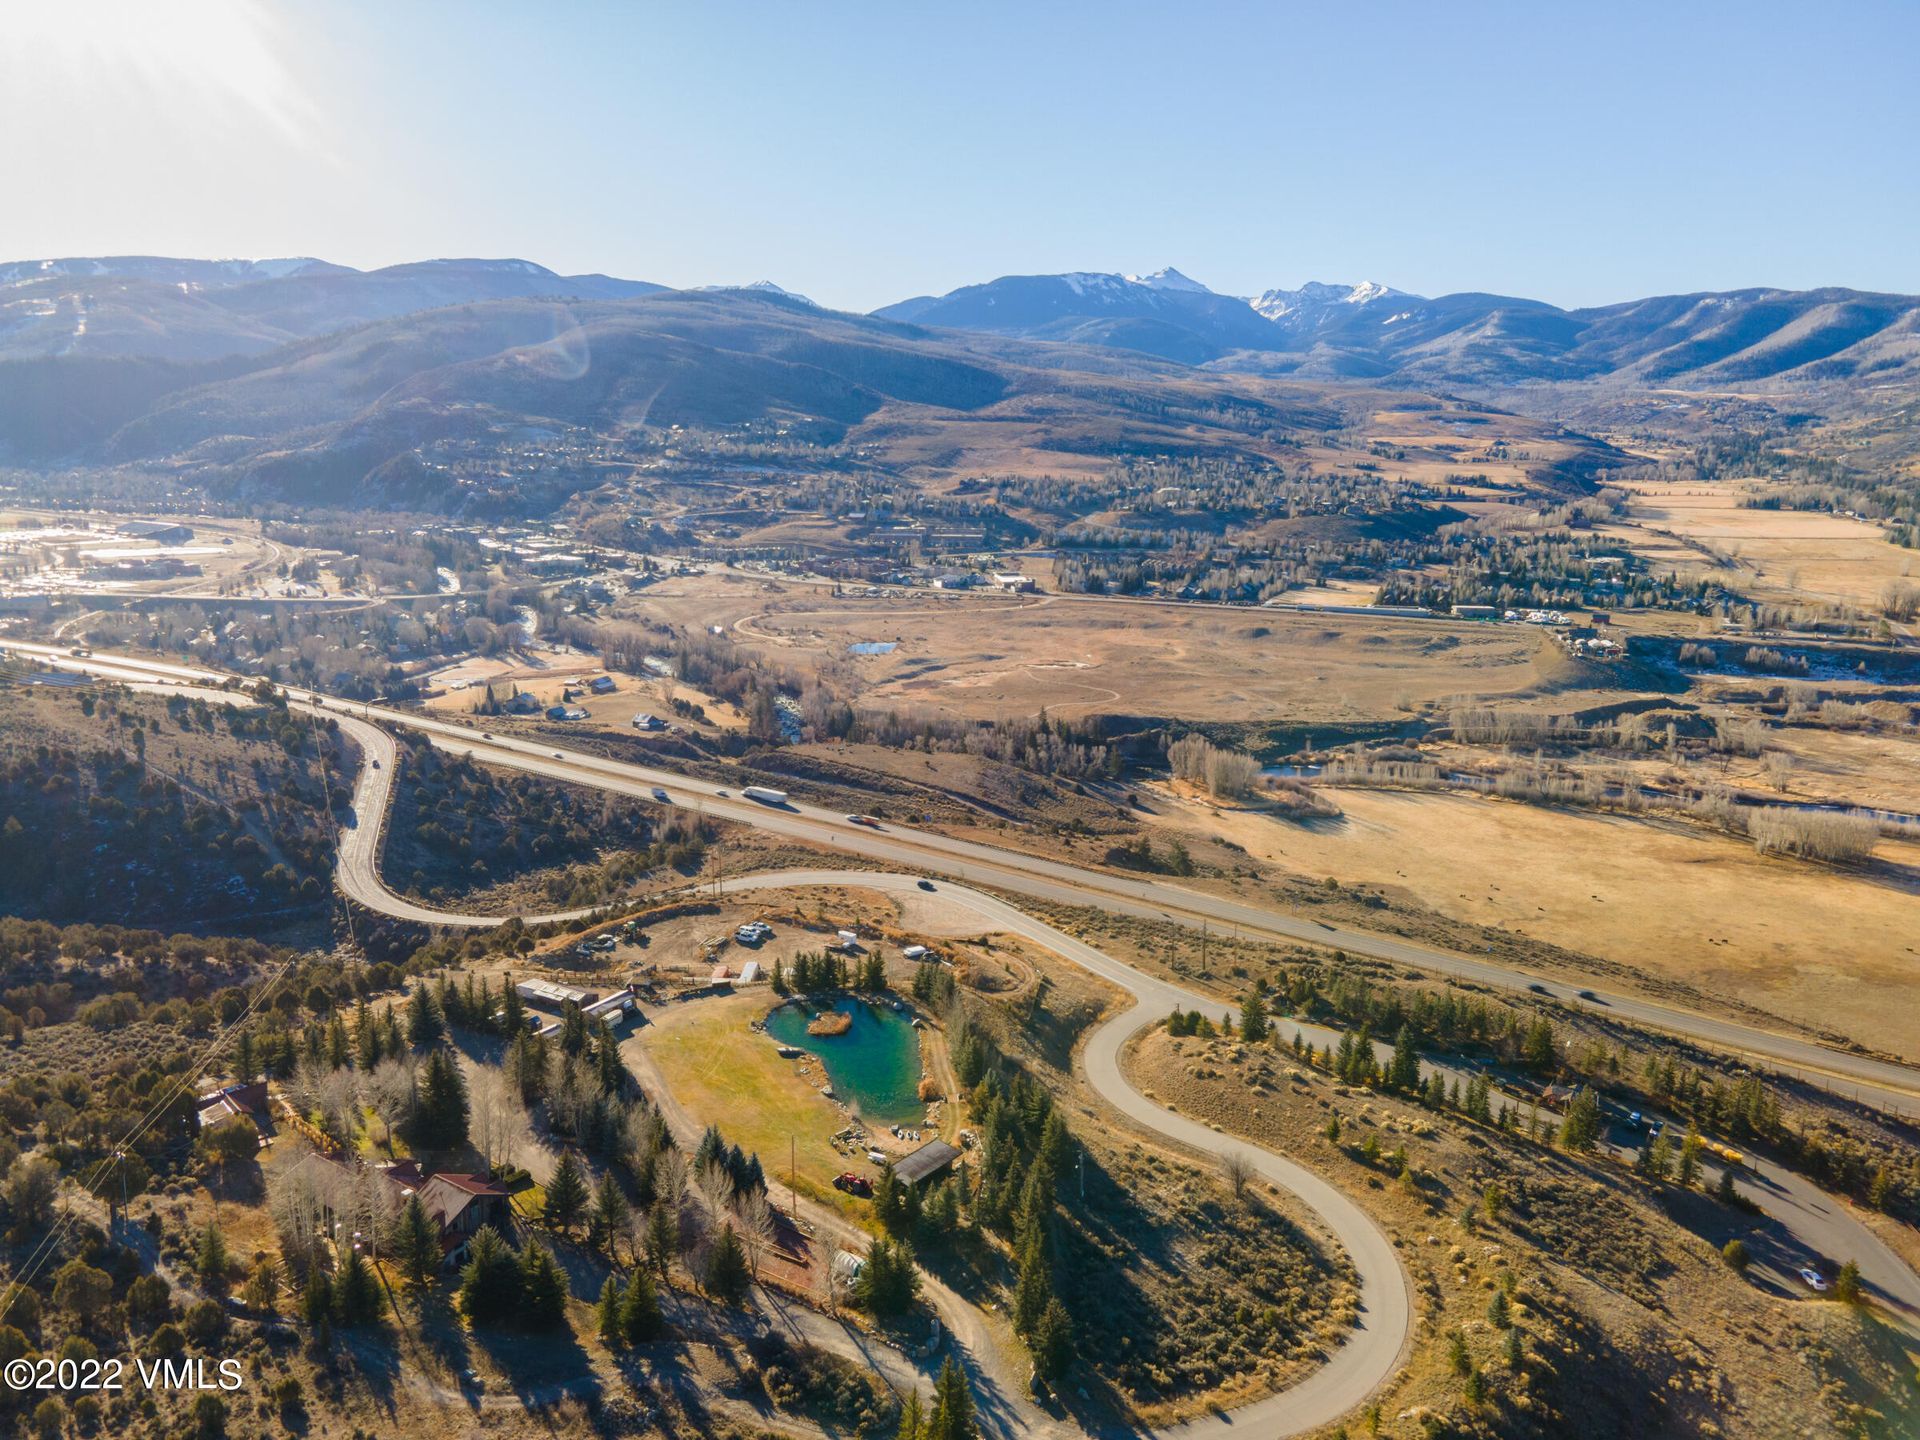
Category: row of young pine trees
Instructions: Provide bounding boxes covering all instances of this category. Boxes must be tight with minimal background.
[861,1017,1081,1388]
[1167,982,1789,1178]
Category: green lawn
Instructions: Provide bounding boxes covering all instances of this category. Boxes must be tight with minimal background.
[641,994,871,1223]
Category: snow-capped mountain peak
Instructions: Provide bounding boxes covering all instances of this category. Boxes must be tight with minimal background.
[1125,266,1214,295]
[1248,280,1407,319]
[697,280,816,306]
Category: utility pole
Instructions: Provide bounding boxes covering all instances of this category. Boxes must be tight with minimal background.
[791,1134,798,1217]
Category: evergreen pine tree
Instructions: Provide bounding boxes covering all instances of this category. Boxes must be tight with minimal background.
[300,1270,333,1327]
[545,1151,590,1235]
[643,1203,675,1278]
[1031,1297,1074,1381]
[1239,986,1269,1043]
[242,1258,281,1313]
[590,1171,631,1253]
[415,1047,469,1148]
[559,1003,589,1058]
[1716,1161,1739,1203]
[704,1224,751,1305]
[619,1267,663,1342]
[874,1163,907,1234]
[233,1029,258,1084]
[354,997,379,1070]
[333,1249,381,1326]
[395,1194,439,1293]
[927,1357,977,1440]
[507,1030,549,1105]
[458,1226,522,1327]
[1559,1089,1601,1151]
[596,1276,624,1344]
[520,1243,569,1331]
[595,1019,623,1096]
[1012,1230,1051,1337]
[1678,1125,1702,1188]
[854,1236,921,1315]
[1522,1018,1556,1074]
[1834,1259,1862,1304]
[196,1221,229,1289]
[406,986,443,1048]
[896,1391,924,1440]
[1388,1025,1420,1092]
[326,1015,350,1070]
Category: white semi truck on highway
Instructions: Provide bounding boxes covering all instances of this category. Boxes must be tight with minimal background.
[741,786,789,806]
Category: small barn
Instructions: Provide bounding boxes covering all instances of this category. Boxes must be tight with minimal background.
[894,1138,960,1189]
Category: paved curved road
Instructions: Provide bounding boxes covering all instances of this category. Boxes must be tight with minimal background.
[325,729,1419,1431]
[12,638,1919,1119]
[328,710,602,927]
[727,871,1415,1438]
[23,645,1918,1421]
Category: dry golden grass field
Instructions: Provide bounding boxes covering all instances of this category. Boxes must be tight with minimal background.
[1609,478,1917,612]
[636,573,1564,725]
[1151,783,1920,1060]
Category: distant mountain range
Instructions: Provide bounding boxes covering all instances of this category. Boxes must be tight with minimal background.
[0,256,666,362]
[878,269,1920,385]
[0,251,1911,512]
[6,252,1917,390]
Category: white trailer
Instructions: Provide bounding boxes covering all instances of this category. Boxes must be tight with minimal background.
[741,786,789,806]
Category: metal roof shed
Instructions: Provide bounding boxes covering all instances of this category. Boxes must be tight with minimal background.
[893,1138,960,1188]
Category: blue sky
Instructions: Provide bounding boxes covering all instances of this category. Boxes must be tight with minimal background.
[5,0,1916,311]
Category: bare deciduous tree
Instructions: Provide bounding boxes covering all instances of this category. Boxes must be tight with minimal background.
[1222,1151,1256,1203]
[737,1188,777,1279]
[364,1056,418,1156]
[468,1065,532,1175]
[1762,750,1795,792]
[1168,733,1260,799]
[1749,806,1879,864]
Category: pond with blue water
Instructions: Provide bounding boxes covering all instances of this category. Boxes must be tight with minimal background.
[765,997,924,1124]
